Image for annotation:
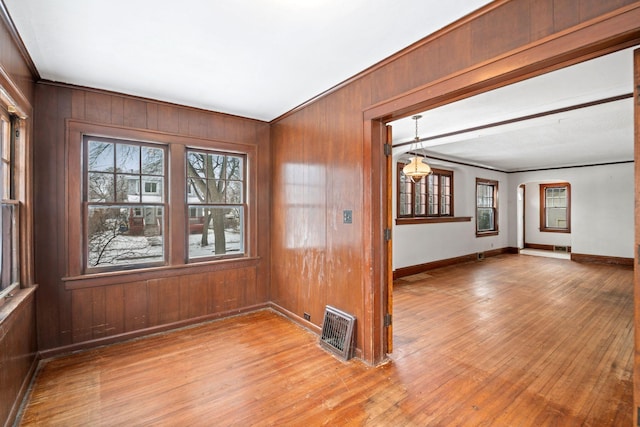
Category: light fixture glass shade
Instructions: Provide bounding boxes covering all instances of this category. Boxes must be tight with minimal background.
[402,156,431,183]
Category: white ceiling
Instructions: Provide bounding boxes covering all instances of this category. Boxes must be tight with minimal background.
[4,0,491,121]
[390,47,636,172]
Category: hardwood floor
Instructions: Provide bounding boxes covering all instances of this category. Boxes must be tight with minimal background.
[18,254,633,426]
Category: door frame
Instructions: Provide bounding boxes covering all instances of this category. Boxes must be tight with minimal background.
[361,4,640,382]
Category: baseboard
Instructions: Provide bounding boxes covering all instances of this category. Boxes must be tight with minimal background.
[571,253,633,266]
[8,353,40,427]
[393,247,517,280]
[38,303,270,360]
[268,302,322,335]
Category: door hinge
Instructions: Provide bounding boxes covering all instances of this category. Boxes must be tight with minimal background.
[384,228,392,241]
[384,143,392,156]
[384,313,392,327]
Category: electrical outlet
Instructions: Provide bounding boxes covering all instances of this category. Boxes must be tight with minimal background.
[343,210,352,224]
[303,312,311,321]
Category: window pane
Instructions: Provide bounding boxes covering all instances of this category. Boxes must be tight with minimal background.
[226,155,243,180]
[187,152,206,178]
[546,207,567,228]
[142,146,164,175]
[141,176,163,202]
[209,154,225,180]
[477,207,494,232]
[226,180,243,204]
[116,143,140,174]
[88,141,114,172]
[88,172,115,202]
[87,205,164,268]
[1,202,19,295]
[116,174,137,202]
[188,206,244,259]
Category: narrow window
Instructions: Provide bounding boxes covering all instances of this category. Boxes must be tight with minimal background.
[540,183,571,233]
[83,136,166,271]
[186,149,245,260]
[0,112,19,299]
[476,178,498,236]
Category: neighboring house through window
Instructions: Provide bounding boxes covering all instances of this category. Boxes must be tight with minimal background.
[476,178,498,236]
[540,182,571,233]
[84,136,166,271]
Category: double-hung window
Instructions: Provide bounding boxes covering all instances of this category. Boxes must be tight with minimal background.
[0,110,19,299]
[476,178,498,236]
[398,165,453,218]
[84,136,166,271]
[186,149,245,260]
[540,183,570,233]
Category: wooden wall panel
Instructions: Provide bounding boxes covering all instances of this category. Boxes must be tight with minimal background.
[0,290,37,427]
[270,0,640,364]
[33,82,271,354]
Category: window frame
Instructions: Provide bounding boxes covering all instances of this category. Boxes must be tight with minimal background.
[0,109,20,301]
[185,148,247,262]
[82,135,168,273]
[476,178,499,237]
[397,164,454,219]
[65,120,258,286]
[539,182,571,233]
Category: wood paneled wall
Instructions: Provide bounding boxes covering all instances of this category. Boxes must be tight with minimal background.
[269,0,640,364]
[0,6,37,427]
[33,83,271,354]
[0,289,37,426]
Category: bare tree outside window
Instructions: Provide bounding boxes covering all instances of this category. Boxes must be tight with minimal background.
[84,137,166,270]
[186,150,244,259]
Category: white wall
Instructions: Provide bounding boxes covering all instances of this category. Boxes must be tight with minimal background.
[508,162,633,258]
[393,159,509,270]
[393,160,634,271]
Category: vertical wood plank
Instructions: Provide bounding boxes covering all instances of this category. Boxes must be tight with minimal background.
[123,281,147,332]
[71,288,93,343]
[123,98,147,129]
[157,104,180,134]
[146,103,158,130]
[111,96,124,126]
[71,89,85,120]
[91,286,106,339]
[188,273,208,318]
[85,91,112,124]
[105,284,124,336]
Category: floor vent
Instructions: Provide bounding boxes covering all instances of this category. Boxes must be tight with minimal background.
[554,245,569,253]
[320,305,356,361]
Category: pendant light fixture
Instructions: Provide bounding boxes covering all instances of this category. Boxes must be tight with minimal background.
[402,115,431,183]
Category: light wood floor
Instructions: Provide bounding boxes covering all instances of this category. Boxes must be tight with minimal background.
[18,254,633,426]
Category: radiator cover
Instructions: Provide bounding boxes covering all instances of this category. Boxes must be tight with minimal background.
[319,305,356,361]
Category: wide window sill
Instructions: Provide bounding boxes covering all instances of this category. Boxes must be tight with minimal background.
[396,216,471,225]
[0,285,37,324]
[540,228,571,233]
[476,231,499,237]
[63,257,261,290]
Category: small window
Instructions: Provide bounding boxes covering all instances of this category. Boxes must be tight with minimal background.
[476,178,498,236]
[540,183,571,233]
[186,149,245,260]
[398,164,453,218]
[84,136,166,271]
